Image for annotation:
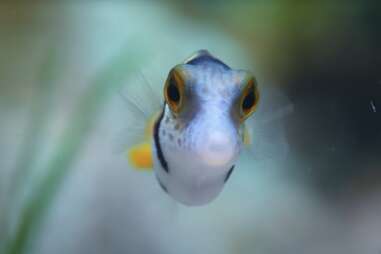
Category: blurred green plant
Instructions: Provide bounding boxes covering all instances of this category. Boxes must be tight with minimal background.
[3,44,145,254]
[0,48,61,249]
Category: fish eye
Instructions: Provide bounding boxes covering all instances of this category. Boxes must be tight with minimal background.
[164,67,185,114]
[167,78,180,103]
[239,77,259,122]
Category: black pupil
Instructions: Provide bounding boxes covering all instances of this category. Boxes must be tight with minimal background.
[167,79,180,103]
[242,90,255,111]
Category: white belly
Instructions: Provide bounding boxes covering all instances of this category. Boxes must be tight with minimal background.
[152,144,236,206]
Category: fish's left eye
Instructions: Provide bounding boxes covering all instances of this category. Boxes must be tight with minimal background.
[239,77,259,122]
[164,67,185,114]
[167,78,180,103]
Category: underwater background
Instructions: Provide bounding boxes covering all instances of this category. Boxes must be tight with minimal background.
[0,1,380,254]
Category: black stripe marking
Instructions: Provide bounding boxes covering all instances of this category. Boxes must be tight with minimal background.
[224,165,235,183]
[153,106,169,173]
[157,177,168,193]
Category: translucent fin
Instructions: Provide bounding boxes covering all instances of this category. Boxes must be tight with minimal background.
[128,142,153,170]
[120,70,162,119]
[115,69,163,153]
[244,85,293,161]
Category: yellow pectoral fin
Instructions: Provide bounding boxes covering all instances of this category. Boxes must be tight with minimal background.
[243,125,252,146]
[127,111,161,171]
[128,142,153,170]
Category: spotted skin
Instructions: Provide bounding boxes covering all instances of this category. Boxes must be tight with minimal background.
[150,50,258,206]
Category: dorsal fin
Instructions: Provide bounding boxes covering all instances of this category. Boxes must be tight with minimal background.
[184,49,231,70]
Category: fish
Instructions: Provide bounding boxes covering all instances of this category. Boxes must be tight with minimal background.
[125,49,262,206]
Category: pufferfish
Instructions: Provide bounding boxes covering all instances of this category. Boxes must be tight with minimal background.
[127,50,259,206]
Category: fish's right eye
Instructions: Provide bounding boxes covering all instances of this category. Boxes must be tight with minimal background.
[164,68,185,114]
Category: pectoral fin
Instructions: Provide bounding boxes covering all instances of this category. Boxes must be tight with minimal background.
[243,125,252,146]
[128,142,153,170]
[126,111,162,170]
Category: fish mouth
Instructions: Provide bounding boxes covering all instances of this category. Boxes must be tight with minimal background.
[196,131,239,167]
